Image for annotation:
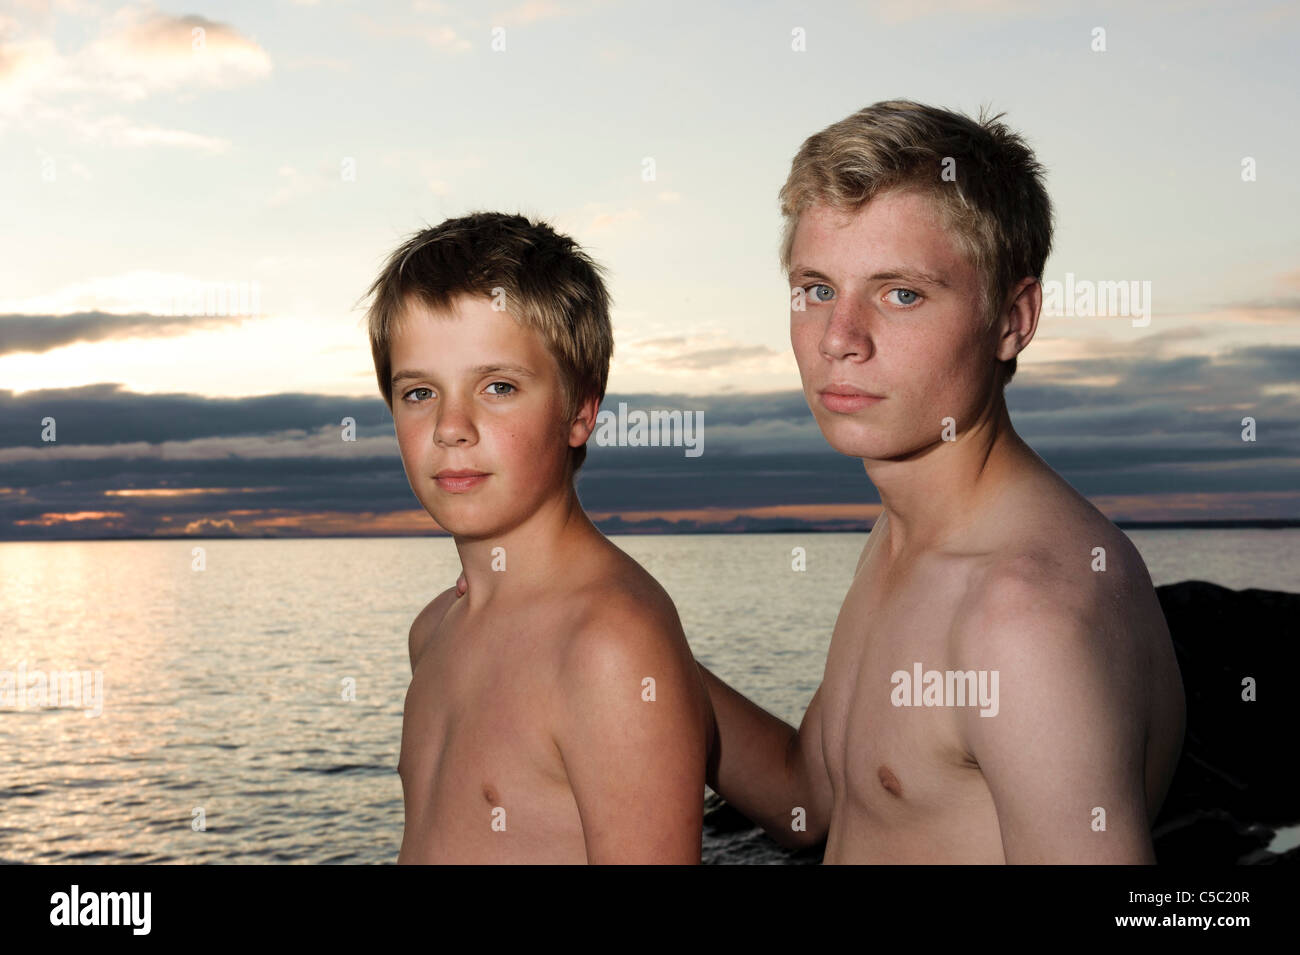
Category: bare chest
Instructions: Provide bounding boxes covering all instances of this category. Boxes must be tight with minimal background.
[817,555,1006,860]
[397,620,585,862]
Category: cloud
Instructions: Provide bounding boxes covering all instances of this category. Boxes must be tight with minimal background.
[619,334,786,374]
[267,164,320,207]
[2,339,1298,540]
[59,111,230,150]
[425,26,471,51]
[84,6,272,100]
[0,15,60,118]
[663,345,782,371]
[0,5,270,139]
[871,0,1054,23]
[1204,297,1300,323]
[587,207,642,232]
[182,517,238,535]
[0,269,266,321]
[0,311,247,356]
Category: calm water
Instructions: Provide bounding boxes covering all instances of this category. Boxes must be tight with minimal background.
[1,530,1296,864]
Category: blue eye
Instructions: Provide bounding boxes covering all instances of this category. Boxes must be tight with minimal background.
[486,381,516,397]
[809,284,835,302]
[403,387,433,404]
[887,288,920,306]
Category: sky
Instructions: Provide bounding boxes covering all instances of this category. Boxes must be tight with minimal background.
[1,0,1298,539]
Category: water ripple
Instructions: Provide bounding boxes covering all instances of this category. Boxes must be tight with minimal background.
[3,533,1290,863]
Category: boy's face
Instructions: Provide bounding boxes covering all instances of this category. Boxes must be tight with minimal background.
[788,189,1002,462]
[389,294,585,538]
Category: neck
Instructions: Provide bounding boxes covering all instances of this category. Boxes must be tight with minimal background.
[866,392,1027,558]
[452,480,601,607]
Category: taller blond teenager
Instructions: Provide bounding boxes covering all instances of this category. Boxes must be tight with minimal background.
[699,100,1185,864]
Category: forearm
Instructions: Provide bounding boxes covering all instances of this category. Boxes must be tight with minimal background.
[699,664,820,848]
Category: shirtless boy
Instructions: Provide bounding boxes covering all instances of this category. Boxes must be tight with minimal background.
[365,212,712,863]
[700,101,1186,863]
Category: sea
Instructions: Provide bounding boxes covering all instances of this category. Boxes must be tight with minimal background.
[1,530,1296,864]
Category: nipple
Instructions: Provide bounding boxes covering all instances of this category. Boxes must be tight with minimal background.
[878,764,903,797]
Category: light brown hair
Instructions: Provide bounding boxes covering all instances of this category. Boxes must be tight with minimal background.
[778,99,1054,385]
[363,212,614,474]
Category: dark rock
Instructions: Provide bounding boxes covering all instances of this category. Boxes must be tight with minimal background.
[703,827,823,865]
[1255,844,1300,865]
[703,792,823,864]
[1152,810,1274,865]
[1152,581,1298,863]
[702,791,756,834]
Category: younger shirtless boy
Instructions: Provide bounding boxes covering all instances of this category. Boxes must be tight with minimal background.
[364,212,713,863]
[700,101,1186,863]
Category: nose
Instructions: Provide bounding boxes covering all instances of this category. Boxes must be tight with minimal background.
[819,294,875,363]
[433,397,478,448]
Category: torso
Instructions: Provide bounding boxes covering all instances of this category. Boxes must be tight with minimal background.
[817,481,1185,863]
[397,594,589,863]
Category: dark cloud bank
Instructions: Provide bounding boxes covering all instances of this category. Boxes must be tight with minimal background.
[1,344,1297,540]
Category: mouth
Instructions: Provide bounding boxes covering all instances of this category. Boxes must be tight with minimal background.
[434,469,490,492]
[818,385,885,414]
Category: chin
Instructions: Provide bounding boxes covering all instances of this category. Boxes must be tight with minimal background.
[434,499,534,541]
[827,422,937,463]
[428,511,489,539]
[810,413,882,458]
[419,497,483,536]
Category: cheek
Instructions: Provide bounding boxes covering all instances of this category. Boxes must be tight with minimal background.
[907,326,983,407]
[494,404,565,463]
[790,317,822,366]
[393,417,417,454]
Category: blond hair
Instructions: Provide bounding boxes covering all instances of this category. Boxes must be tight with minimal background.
[778,100,1053,385]
[363,212,613,474]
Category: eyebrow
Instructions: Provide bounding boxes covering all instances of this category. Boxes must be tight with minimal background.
[390,363,537,386]
[788,265,952,290]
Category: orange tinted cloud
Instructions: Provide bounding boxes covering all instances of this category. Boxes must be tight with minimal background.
[14,510,126,526]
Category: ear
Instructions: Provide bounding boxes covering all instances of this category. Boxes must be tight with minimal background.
[995,277,1042,364]
[568,392,601,448]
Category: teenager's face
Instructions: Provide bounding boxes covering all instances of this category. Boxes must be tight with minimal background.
[788,189,1000,461]
[389,294,577,538]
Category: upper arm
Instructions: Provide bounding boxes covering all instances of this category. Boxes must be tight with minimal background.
[787,683,834,838]
[555,597,710,864]
[408,586,458,673]
[959,578,1153,864]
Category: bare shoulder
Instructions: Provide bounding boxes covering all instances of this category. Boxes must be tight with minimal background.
[951,538,1164,861]
[408,585,459,671]
[947,474,1184,849]
[555,550,702,707]
[545,547,711,862]
[960,511,1155,648]
[951,502,1164,717]
[978,469,1160,623]
[571,542,685,630]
